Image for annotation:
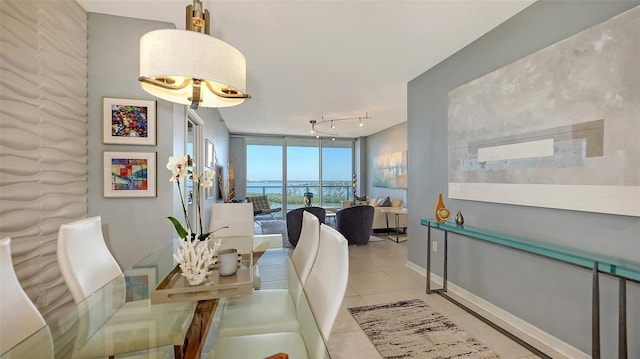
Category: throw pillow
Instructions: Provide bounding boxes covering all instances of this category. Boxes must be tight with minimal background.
[379,196,392,207]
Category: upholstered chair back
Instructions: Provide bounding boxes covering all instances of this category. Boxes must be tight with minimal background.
[285,206,325,246]
[209,202,255,237]
[291,211,321,285]
[335,205,375,245]
[302,224,349,339]
[1,237,53,358]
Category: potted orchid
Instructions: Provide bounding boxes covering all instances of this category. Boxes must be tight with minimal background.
[166,155,222,285]
[166,155,215,241]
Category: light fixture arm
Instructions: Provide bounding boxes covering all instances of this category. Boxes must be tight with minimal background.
[205,82,251,99]
[186,0,210,34]
[309,113,371,139]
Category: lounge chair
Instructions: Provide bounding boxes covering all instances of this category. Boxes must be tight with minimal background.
[247,195,282,220]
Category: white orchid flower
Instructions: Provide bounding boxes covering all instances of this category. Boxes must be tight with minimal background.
[201,179,214,188]
[167,156,188,181]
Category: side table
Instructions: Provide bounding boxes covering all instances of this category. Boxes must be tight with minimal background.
[380,207,408,242]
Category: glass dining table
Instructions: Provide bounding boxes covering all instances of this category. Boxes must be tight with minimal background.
[2,235,331,359]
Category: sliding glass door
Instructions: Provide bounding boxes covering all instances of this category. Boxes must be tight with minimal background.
[245,136,354,217]
[246,138,283,217]
[321,139,353,208]
[287,138,320,210]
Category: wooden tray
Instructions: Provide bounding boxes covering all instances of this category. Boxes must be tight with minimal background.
[151,253,253,304]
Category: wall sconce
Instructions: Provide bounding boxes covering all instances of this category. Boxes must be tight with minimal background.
[138,0,250,109]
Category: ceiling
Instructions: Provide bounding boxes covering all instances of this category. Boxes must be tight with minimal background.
[77,0,536,138]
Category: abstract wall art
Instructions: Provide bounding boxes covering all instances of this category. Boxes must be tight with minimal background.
[373,151,408,189]
[447,8,639,217]
[103,97,156,145]
[103,151,157,198]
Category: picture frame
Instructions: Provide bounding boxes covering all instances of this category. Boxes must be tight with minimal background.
[103,151,156,198]
[205,138,215,168]
[373,151,408,189]
[103,97,157,145]
[124,267,157,302]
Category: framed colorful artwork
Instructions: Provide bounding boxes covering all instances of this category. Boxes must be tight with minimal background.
[124,267,157,302]
[103,97,156,145]
[373,151,408,189]
[103,151,156,198]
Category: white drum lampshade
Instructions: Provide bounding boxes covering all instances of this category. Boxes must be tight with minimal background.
[139,29,248,109]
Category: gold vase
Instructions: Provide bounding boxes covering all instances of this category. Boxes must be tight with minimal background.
[434,193,447,222]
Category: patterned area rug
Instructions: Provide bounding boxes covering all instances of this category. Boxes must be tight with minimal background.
[348,299,501,359]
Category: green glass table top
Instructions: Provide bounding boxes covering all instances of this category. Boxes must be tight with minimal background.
[421,219,640,281]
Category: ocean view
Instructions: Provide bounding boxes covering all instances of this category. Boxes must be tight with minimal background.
[247,180,353,208]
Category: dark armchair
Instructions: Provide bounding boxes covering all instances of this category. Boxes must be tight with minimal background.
[286,207,326,246]
[335,205,374,245]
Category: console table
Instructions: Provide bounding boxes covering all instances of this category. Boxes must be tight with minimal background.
[421,219,639,359]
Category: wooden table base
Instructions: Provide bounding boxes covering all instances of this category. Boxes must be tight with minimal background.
[183,299,219,359]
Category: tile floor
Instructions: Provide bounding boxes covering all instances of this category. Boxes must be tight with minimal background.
[258,234,568,359]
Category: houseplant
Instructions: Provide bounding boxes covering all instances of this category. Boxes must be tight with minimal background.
[166,155,221,285]
[166,155,215,241]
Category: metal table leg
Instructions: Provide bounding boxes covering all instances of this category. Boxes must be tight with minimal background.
[619,278,627,359]
[427,226,433,293]
[385,212,391,237]
[444,231,448,292]
[393,213,400,243]
[592,261,600,359]
[426,227,447,294]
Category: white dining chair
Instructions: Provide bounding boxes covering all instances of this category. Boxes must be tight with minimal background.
[216,211,321,337]
[0,237,53,359]
[291,211,321,284]
[209,202,255,237]
[209,202,261,289]
[301,223,349,339]
[208,223,348,358]
[57,216,196,359]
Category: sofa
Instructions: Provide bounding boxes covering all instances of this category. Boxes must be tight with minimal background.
[341,196,407,232]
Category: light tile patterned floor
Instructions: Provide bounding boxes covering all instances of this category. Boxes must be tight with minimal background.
[258,235,567,359]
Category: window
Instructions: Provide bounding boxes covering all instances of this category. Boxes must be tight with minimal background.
[246,138,283,217]
[245,136,354,216]
[321,139,353,208]
[287,138,319,209]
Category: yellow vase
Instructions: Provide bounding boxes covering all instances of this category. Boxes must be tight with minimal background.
[434,193,447,222]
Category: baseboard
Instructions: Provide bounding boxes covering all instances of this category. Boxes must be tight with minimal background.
[404,260,589,359]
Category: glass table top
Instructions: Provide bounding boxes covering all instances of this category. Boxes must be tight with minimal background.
[2,236,330,359]
[421,219,640,281]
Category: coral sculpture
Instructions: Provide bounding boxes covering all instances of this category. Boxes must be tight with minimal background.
[173,237,222,285]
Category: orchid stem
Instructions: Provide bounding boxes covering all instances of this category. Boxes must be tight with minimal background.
[176,179,191,233]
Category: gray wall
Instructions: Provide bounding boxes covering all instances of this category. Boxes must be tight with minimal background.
[87,13,177,269]
[230,136,247,199]
[407,1,639,357]
[88,13,231,268]
[365,122,408,205]
[197,107,231,231]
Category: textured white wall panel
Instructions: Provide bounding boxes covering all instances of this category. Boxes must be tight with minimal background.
[0,0,87,320]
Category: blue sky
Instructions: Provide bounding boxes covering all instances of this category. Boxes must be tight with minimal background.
[247,145,352,181]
